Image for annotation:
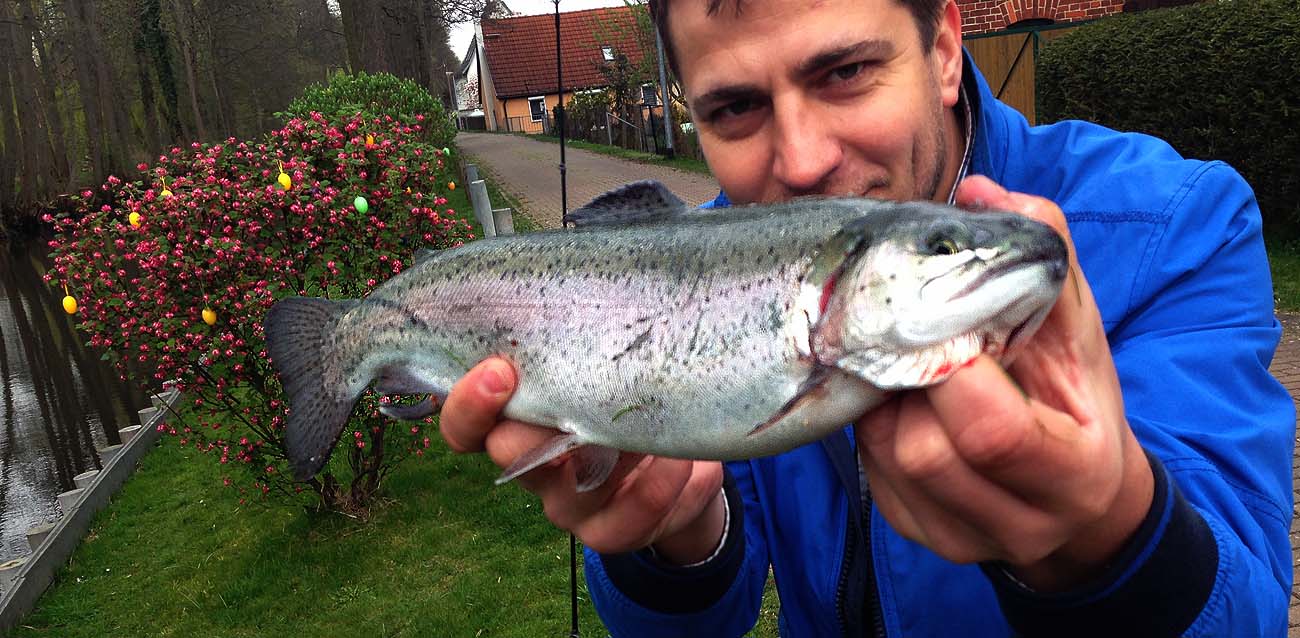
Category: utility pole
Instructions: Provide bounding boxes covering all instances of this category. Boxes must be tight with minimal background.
[655,27,675,159]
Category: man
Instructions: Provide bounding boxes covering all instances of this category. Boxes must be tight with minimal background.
[441,0,1295,635]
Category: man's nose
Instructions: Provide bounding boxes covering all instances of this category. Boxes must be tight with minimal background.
[771,98,843,194]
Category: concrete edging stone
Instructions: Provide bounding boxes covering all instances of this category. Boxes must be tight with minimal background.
[0,387,181,634]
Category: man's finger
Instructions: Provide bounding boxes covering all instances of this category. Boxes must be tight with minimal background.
[927,357,1119,514]
[440,356,517,453]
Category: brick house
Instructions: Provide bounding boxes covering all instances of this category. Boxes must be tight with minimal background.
[958,0,1124,34]
[464,6,654,134]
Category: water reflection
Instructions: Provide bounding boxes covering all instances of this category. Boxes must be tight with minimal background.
[0,239,148,564]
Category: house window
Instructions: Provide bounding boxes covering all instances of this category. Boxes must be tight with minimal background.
[528,96,546,122]
[641,83,658,105]
[602,46,614,61]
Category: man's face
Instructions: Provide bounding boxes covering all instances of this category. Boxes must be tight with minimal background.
[670,0,964,205]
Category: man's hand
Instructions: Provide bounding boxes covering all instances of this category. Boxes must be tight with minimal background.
[856,175,1155,591]
[439,358,728,565]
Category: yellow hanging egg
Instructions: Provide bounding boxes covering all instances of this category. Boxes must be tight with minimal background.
[366,134,375,147]
[278,172,292,190]
[129,212,142,227]
[202,308,217,325]
[448,181,456,191]
[62,295,78,315]
[160,188,173,198]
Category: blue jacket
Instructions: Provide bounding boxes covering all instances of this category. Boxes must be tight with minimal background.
[584,53,1296,637]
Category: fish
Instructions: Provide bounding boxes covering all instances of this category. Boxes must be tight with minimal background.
[264,180,1067,489]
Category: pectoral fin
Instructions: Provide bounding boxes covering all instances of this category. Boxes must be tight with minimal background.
[748,367,833,437]
[495,433,621,493]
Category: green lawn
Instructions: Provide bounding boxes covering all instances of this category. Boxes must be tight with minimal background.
[1266,236,1300,312]
[10,435,779,637]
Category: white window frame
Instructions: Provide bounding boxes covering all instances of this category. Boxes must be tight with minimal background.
[528,96,546,122]
[602,46,614,61]
[640,83,657,105]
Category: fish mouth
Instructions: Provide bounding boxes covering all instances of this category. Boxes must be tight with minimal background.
[949,247,1067,303]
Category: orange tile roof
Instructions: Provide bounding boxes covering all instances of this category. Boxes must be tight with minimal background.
[482,5,651,99]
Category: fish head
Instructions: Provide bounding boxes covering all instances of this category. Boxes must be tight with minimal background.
[810,205,1068,389]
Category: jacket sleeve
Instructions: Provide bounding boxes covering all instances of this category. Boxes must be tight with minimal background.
[584,463,772,637]
[983,161,1295,636]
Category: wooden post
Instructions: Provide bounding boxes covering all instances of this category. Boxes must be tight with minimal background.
[492,208,515,236]
[465,163,479,185]
[469,179,496,237]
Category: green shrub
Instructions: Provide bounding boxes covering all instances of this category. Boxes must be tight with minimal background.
[281,71,458,149]
[1036,0,1300,232]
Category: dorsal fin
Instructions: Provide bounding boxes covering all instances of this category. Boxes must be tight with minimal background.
[563,180,688,228]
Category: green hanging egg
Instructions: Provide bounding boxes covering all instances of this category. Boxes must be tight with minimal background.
[354,196,369,214]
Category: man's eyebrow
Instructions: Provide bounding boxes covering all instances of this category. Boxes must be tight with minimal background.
[795,39,894,76]
[692,84,765,112]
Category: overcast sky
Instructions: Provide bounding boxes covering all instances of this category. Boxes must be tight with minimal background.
[449,0,633,61]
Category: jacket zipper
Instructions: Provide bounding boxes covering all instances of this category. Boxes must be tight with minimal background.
[862,494,886,638]
[836,515,858,637]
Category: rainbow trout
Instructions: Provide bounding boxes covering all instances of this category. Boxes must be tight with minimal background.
[265,181,1067,488]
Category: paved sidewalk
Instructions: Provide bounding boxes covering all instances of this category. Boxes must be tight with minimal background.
[456,132,721,229]
[1275,313,1300,635]
[457,130,1300,631]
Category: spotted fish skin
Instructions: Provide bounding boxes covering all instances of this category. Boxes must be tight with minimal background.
[265,182,1067,484]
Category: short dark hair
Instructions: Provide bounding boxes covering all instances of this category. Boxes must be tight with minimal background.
[649,0,948,79]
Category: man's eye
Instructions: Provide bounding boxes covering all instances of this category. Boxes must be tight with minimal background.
[713,99,756,121]
[829,62,866,83]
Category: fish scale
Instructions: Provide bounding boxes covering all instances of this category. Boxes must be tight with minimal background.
[265,180,1067,486]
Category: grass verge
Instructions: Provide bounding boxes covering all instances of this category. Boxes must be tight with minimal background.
[1266,235,1300,312]
[9,434,779,637]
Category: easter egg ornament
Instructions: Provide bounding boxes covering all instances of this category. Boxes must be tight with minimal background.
[159,177,173,198]
[448,181,456,191]
[61,284,77,315]
[277,161,291,191]
[366,134,375,148]
[202,308,217,326]
[354,196,369,214]
[129,212,142,228]
[442,147,451,156]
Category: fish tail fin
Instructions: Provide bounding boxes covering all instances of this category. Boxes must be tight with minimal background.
[264,296,362,481]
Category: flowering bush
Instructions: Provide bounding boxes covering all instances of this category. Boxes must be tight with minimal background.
[282,71,458,151]
[44,111,475,513]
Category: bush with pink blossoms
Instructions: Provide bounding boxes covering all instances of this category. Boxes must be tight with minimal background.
[43,110,475,514]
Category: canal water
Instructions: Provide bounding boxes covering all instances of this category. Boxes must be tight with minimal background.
[0,238,149,564]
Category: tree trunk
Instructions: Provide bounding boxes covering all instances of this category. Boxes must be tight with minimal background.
[0,0,45,206]
[134,0,166,151]
[0,9,19,219]
[25,0,70,186]
[200,7,231,137]
[171,0,208,140]
[60,0,108,180]
[80,0,136,175]
[141,0,182,143]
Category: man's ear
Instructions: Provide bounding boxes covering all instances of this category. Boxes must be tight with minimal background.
[934,0,963,109]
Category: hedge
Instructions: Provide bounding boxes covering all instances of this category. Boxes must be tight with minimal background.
[1037,0,1299,233]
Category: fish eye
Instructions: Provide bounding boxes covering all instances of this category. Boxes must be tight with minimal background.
[926,235,961,256]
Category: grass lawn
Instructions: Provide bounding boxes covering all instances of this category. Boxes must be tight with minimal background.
[1266,236,1300,312]
[9,436,780,637]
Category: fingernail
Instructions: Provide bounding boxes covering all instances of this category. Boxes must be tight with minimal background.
[482,363,511,395]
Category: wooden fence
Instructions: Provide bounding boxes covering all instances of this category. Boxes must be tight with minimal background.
[965,23,1083,125]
